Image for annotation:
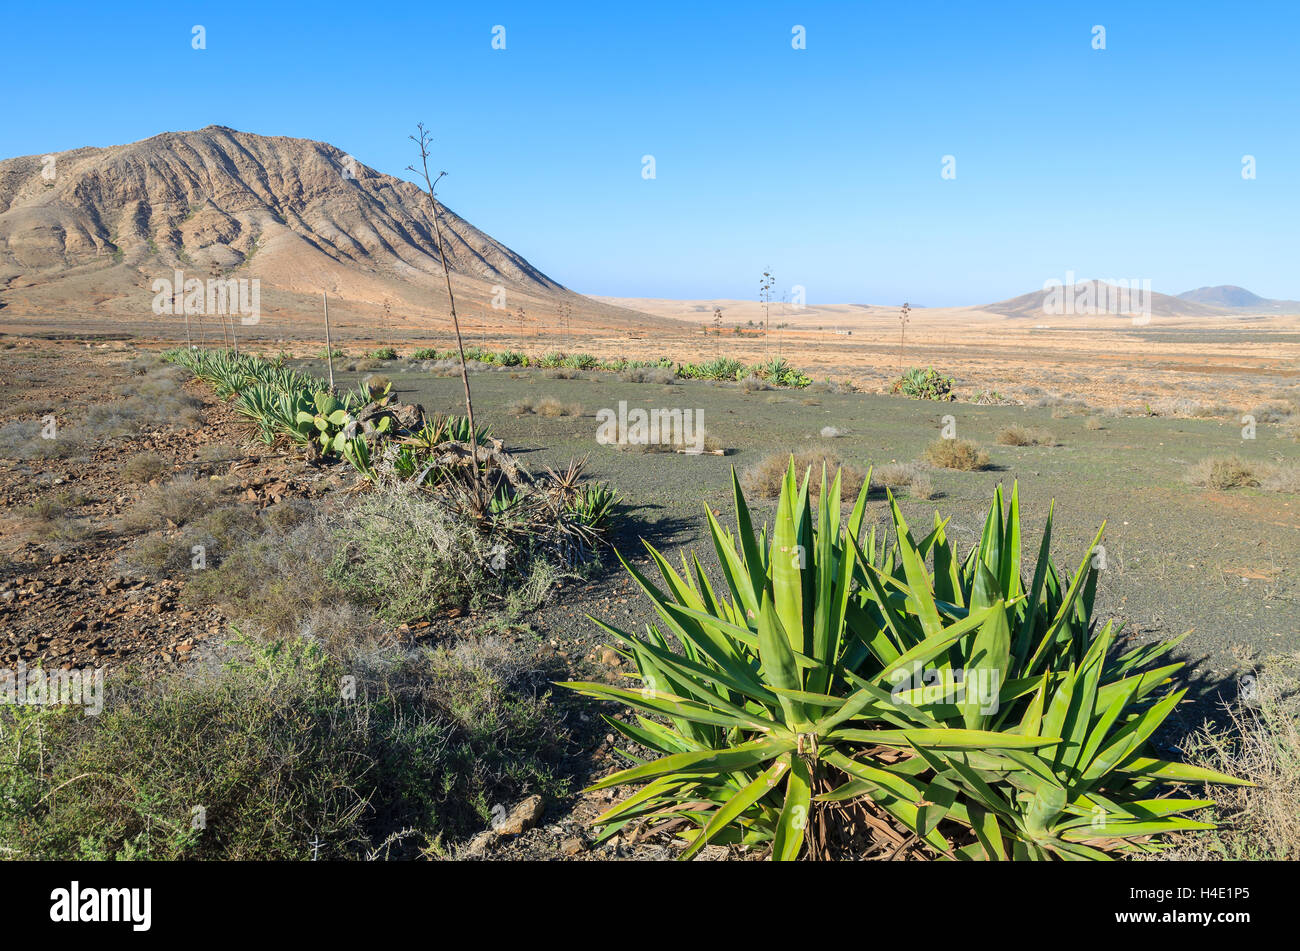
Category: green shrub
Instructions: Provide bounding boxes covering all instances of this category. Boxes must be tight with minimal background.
[327,484,501,624]
[0,637,568,859]
[893,367,955,401]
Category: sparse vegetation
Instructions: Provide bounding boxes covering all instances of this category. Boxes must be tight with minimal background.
[873,461,936,498]
[1169,657,1300,860]
[1186,456,1264,490]
[1186,456,1300,493]
[506,397,583,417]
[398,345,814,387]
[123,475,225,531]
[620,366,676,385]
[996,424,1057,447]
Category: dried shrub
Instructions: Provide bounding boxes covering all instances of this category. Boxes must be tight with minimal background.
[1185,456,1264,490]
[996,425,1057,447]
[506,398,582,417]
[924,438,990,471]
[741,450,866,500]
[123,475,224,531]
[119,451,171,483]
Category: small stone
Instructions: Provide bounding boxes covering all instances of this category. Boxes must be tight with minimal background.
[464,831,495,857]
[560,836,589,856]
[493,794,545,836]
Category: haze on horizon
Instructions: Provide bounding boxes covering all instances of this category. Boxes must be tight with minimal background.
[4,0,1298,307]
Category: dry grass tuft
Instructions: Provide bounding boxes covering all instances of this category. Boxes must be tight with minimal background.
[1168,659,1300,860]
[362,373,392,398]
[874,462,938,500]
[1262,466,1300,493]
[1186,456,1300,493]
[996,424,1057,447]
[611,428,724,454]
[506,397,583,417]
[620,366,676,385]
[740,450,866,500]
[123,475,225,531]
[119,451,171,483]
[924,438,990,471]
[1186,456,1264,490]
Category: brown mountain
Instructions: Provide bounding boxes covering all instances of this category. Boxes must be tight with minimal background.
[0,126,663,335]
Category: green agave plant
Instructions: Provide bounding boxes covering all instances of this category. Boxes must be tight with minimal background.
[233,383,311,445]
[566,483,620,533]
[561,460,1246,860]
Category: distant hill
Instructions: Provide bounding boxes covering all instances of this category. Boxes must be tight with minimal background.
[1177,285,1264,307]
[984,281,1227,319]
[1177,285,1300,312]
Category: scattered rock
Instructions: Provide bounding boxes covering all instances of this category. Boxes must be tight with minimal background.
[494,794,545,836]
[560,836,589,856]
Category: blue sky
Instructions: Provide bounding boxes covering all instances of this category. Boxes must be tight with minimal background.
[4,1,1297,305]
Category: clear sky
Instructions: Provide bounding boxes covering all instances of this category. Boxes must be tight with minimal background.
[4,1,1297,305]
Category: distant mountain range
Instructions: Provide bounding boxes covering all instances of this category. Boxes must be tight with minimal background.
[0,128,1295,329]
[984,282,1300,318]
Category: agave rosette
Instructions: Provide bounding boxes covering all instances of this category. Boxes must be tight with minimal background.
[562,460,1246,860]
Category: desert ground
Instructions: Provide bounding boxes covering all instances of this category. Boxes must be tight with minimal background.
[1,321,1296,859]
[4,299,1296,413]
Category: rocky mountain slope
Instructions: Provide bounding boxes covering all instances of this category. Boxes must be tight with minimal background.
[0,126,662,333]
